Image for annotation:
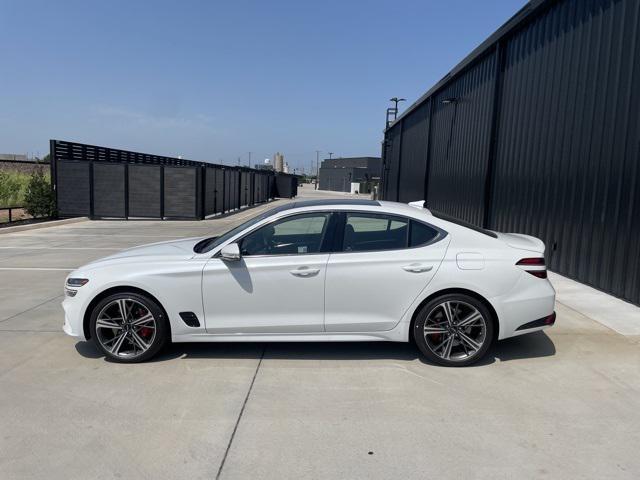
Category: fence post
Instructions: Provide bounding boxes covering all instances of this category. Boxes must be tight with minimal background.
[49,139,58,218]
[160,165,165,219]
[222,168,227,213]
[88,145,94,219]
[237,169,242,209]
[199,165,206,220]
[213,168,218,214]
[124,163,129,219]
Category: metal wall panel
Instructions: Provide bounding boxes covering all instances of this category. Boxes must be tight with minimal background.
[380,0,640,304]
[56,161,90,216]
[128,165,161,218]
[204,168,217,216]
[490,0,640,304]
[226,170,233,211]
[426,52,496,225]
[228,170,237,210]
[164,167,196,218]
[254,173,264,203]
[397,101,430,203]
[240,171,249,206]
[275,174,297,198]
[93,163,125,217]
[382,123,402,201]
[215,169,225,213]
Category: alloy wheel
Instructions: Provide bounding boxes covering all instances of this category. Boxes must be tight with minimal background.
[423,300,487,362]
[95,298,157,359]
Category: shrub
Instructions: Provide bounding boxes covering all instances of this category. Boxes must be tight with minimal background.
[24,169,56,218]
[0,170,29,207]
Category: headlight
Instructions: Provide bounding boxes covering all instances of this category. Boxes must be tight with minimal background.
[66,278,89,287]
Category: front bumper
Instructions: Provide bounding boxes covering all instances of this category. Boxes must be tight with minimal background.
[62,296,87,340]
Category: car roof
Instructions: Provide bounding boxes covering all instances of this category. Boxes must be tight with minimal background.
[279,199,381,210]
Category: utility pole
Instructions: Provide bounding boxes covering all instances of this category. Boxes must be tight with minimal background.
[248,152,252,168]
[315,150,321,190]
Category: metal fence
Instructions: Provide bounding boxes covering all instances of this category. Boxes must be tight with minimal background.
[380,0,640,306]
[50,140,297,220]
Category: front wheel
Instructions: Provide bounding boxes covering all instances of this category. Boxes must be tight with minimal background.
[413,294,494,367]
[90,292,169,363]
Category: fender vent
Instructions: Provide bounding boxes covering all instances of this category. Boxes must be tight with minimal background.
[179,312,200,327]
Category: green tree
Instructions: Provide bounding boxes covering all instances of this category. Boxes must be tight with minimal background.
[24,169,55,218]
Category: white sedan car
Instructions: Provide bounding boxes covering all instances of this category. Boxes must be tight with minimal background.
[62,199,556,366]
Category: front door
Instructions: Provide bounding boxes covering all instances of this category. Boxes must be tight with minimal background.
[202,212,333,333]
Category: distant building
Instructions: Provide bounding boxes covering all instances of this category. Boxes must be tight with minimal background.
[0,153,28,162]
[318,157,381,193]
[273,152,285,172]
[254,163,274,171]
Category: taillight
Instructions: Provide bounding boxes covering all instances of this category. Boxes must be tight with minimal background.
[516,258,545,266]
[516,258,547,278]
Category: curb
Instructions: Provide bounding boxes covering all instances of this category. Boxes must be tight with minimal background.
[0,217,89,234]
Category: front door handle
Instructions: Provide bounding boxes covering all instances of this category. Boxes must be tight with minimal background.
[402,264,433,273]
[290,267,320,277]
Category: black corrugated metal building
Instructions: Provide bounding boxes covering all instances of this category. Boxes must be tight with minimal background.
[319,157,381,192]
[380,0,640,305]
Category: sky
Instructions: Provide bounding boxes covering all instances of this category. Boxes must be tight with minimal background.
[0,0,526,173]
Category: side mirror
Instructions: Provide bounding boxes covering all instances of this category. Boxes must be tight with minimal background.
[220,242,241,261]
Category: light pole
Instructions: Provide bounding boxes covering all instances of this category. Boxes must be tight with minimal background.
[386,97,406,127]
[328,152,334,159]
[315,150,321,190]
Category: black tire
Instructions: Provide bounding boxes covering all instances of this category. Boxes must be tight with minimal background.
[90,292,169,363]
[413,293,494,367]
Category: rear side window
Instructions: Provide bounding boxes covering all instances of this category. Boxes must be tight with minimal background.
[343,214,408,252]
[409,220,440,247]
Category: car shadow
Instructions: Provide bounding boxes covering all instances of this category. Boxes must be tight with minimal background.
[74,330,555,366]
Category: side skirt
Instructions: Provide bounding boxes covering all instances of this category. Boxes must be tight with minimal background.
[171,332,408,343]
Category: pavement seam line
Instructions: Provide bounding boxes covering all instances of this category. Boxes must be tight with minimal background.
[0,294,63,323]
[215,345,266,480]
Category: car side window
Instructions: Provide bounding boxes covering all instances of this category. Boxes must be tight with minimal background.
[409,220,440,247]
[240,213,330,256]
[343,213,408,252]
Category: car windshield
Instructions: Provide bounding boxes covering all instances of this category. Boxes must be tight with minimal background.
[193,204,291,254]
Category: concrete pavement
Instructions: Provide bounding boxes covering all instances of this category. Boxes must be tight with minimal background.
[0,188,639,479]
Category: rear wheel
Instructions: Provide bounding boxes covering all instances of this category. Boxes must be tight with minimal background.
[90,292,168,363]
[413,294,494,367]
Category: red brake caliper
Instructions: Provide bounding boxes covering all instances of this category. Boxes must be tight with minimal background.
[136,307,152,338]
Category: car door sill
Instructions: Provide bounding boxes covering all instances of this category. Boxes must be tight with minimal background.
[171,332,404,343]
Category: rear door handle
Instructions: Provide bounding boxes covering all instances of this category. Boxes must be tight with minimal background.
[402,264,433,273]
[290,267,320,277]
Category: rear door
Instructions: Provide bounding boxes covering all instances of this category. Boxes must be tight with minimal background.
[324,212,449,332]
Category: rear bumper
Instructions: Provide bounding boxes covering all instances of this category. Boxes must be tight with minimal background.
[493,274,556,340]
[515,312,556,331]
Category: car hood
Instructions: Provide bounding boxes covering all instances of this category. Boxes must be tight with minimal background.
[81,237,201,270]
